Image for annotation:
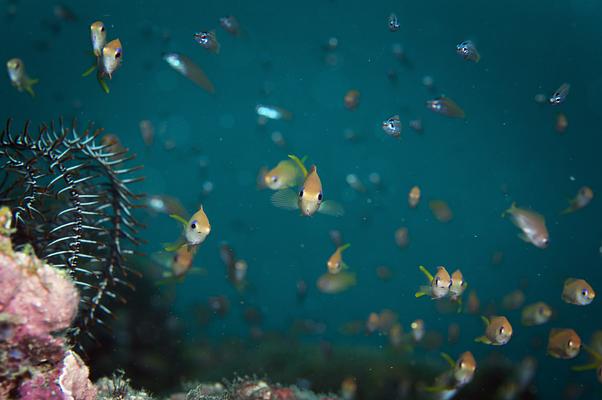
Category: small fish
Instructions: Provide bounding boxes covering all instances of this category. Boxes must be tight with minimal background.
[193,30,220,54]
[345,174,366,193]
[340,377,357,400]
[163,52,215,93]
[262,159,304,190]
[394,227,409,249]
[145,194,186,216]
[101,38,122,79]
[555,112,568,134]
[466,290,480,314]
[382,115,401,138]
[451,351,477,387]
[426,96,465,118]
[101,133,125,154]
[271,155,344,217]
[389,323,404,348]
[409,119,423,133]
[344,89,360,110]
[415,265,452,299]
[448,323,460,344]
[429,200,453,223]
[449,270,467,299]
[6,58,38,97]
[219,15,240,36]
[547,328,581,359]
[166,246,197,278]
[549,83,570,105]
[387,13,400,32]
[329,229,344,247]
[503,202,549,248]
[475,316,513,345]
[502,289,525,311]
[139,120,154,146]
[255,104,293,120]
[456,40,480,63]
[411,319,425,342]
[165,206,211,251]
[366,312,380,333]
[317,271,356,294]
[562,186,594,214]
[90,21,106,57]
[562,278,595,306]
[521,302,552,326]
[408,186,421,208]
[327,243,351,274]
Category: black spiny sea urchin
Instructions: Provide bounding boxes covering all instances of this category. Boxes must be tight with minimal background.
[0,118,144,347]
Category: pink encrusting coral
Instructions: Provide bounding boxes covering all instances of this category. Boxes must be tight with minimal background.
[0,206,97,399]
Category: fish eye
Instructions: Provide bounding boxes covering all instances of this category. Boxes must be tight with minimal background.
[271,176,278,182]
[190,221,197,229]
[434,277,440,286]
[499,326,505,335]
[298,190,304,198]
[318,192,323,201]
[568,340,574,348]
[100,26,105,32]
[582,289,589,297]
[115,50,122,58]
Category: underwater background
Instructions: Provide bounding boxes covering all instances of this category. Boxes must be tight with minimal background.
[2,0,602,399]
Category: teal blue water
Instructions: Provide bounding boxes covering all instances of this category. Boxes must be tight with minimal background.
[2,0,602,398]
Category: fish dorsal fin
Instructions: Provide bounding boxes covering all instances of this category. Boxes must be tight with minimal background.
[440,352,456,369]
[418,265,434,283]
[564,278,576,286]
[169,213,189,229]
[480,316,490,327]
[288,154,308,178]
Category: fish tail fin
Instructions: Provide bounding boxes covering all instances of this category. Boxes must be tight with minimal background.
[270,189,299,211]
[82,64,97,77]
[287,154,308,177]
[422,385,453,393]
[560,204,575,215]
[97,76,110,94]
[24,78,38,97]
[501,202,517,218]
[474,335,491,344]
[415,291,427,298]
[440,352,456,369]
[169,213,189,229]
[319,200,345,217]
[418,265,434,282]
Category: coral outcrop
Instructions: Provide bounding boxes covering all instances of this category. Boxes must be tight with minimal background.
[0,206,97,399]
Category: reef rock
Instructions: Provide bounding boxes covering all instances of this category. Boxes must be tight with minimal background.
[0,206,97,399]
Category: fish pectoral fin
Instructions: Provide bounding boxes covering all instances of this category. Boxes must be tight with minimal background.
[440,352,456,369]
[169,213,190,229]
[270,189,299,211]
[418,265,434,282]
[339,243,351,252]
[82,64,97,77]
[474,335,492,344]
[319,200,345,217]
[287,154,308,178]
[163,239,185,252]
[423,385,454,393]
[97,77,110,94]
[571,362,601,372]
[517,232,530,243]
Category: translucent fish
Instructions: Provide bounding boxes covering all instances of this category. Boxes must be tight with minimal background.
[429,200,453,222]
[456,40,480,63]
[382,115,401,138]
[256,104,293,120]
[193,30,220,54]
[317,271,356,294]
[163,52,215,93]
[219,15,240,36]
[549,83,570,105]
[426,97,465,118]
[388,13,400,32]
